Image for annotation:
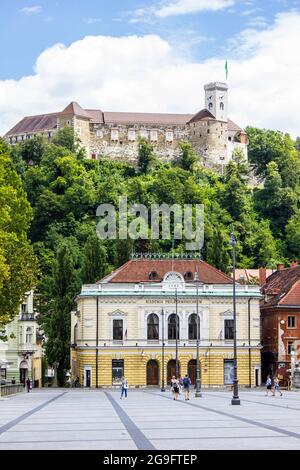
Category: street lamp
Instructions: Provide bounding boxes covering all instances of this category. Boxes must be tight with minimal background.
[175,288,179,378]
[194,271,202,398]
[291,350,296,390]
[161,307,165,392]
[230,232,240,405]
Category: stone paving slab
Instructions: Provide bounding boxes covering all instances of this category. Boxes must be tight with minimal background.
[1,388,300,450]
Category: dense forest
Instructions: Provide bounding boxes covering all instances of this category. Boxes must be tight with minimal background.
[1,126,300,383]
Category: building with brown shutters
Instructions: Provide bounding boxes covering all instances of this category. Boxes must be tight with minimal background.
[71,257,261,389]
[4,82,248,168]
[261,262,300,383]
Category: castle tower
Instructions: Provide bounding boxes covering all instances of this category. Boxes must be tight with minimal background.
[204,82,228,122]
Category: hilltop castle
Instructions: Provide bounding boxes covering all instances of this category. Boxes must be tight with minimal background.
[5,82,248,167]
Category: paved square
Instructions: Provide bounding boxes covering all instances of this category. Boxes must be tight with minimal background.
[1,388,300,450]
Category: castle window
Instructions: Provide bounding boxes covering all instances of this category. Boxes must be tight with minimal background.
[228,136,232,141]
[208,102,213,110]
[150,130,158,142]
[140,129,148,139]
[220,102,224,110]
[76,128,81,135]
[128,130,136,141]
[207,129,210,134]
[96,130,103,138]
[166,131,173,142]
[111,129,119,141]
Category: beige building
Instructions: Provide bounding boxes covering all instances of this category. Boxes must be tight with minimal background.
[5,82,248,168]
[71,258,261,388]
[0,291,43,387]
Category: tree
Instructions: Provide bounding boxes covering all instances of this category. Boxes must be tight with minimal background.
[0,139,38,338]
[42,241,79,386]
[81,235,108,283]
[177,141,199,171]
[137,138,155,174]
[52,127,80,153]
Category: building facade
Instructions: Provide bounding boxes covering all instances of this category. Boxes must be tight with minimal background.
[71,259,261,389]
[4,82,248,168]
[261,262,300,383]
[0,291,43,387]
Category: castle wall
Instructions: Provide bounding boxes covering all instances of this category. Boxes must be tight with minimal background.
[189,119,228,166]
[89,122,190,163]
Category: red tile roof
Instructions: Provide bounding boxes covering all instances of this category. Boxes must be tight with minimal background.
[261,266,300,307]
[5,113,58,136]
[61,102,91,119]
[98,259,233,284]
[103,111,193,126]
[187,109,215,124]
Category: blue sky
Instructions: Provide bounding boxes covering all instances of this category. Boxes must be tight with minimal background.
[1,0,297,80]
[1,0,300,137]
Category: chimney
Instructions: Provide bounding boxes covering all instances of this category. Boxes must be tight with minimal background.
[291,260,298,267]
[277,263,285,271]
[259,267,267,286]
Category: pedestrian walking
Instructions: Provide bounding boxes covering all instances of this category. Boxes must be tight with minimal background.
[273,376,283,396]
[26,378,31,393]
[265,375,273,396]
[170,376,180,400]
[182,374,192,400]
[120,377,129,399]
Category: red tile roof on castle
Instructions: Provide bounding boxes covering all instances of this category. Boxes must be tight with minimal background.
[98,259,233,284]
[261,266,300,307]
[5,101,245,136]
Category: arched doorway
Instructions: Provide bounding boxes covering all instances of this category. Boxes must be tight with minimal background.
[147,360,159,386]
[19,360,28,385]
[167,359,180,384]
[188,359,197,385]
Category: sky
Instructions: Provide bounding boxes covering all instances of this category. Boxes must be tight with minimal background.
[0,0,300,136]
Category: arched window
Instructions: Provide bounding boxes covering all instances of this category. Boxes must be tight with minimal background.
[188,314,199,340]
[168,314,179,340]
[220,102,224,110]
[208,102,213,110]
[147,314,159,340]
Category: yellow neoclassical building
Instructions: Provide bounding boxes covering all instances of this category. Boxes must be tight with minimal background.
[71,258,262,388]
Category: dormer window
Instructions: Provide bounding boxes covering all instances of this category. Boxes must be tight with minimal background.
[149,271,158,280]
[184,271,193,281]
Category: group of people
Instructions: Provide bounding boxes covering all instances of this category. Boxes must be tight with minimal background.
[265,375,283,396]
[170,375,192,400]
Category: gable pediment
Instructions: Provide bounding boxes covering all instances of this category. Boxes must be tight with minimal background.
[108,309,127,317]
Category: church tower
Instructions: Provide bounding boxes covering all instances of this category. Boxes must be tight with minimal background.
[204,82,228,122]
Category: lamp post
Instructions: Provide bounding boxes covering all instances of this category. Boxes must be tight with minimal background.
[161,307,165,392]
[291,350,296,390]
[230,232,240,405]
[175,288,179,378]
[194,272,202,397]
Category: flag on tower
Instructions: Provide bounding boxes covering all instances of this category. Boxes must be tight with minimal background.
[225,60,228,80]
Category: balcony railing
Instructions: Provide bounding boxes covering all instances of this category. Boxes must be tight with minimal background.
[19,313,35,321]
[18,343,37,353]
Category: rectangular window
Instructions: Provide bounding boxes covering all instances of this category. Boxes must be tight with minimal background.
[150,130,158,142]
[112,359,124,385]
[140,129,148,139]
[113,319,123,341]
[224,359,234,385]
[166,131,173,142]
[288,316,296,328]
[96,130,103,138]
[288,341,295,355]
[224,319,234,340]
[128,129,136,141]
[111,129,119,141]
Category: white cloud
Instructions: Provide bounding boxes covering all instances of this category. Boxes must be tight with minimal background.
[155,0,235,17]
[85,17,102,24]
[1,11,300,138]
[20,6,42,15]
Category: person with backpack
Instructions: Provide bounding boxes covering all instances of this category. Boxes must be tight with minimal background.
[265,375,273,396]
[182,374,192,400]
[170,376,180,400]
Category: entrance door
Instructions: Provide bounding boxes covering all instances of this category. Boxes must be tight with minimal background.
[147,360,159,385]
[84,367,92,387]
[188,359,197,385]
[167,359,180,384]
[20,368,27,385]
